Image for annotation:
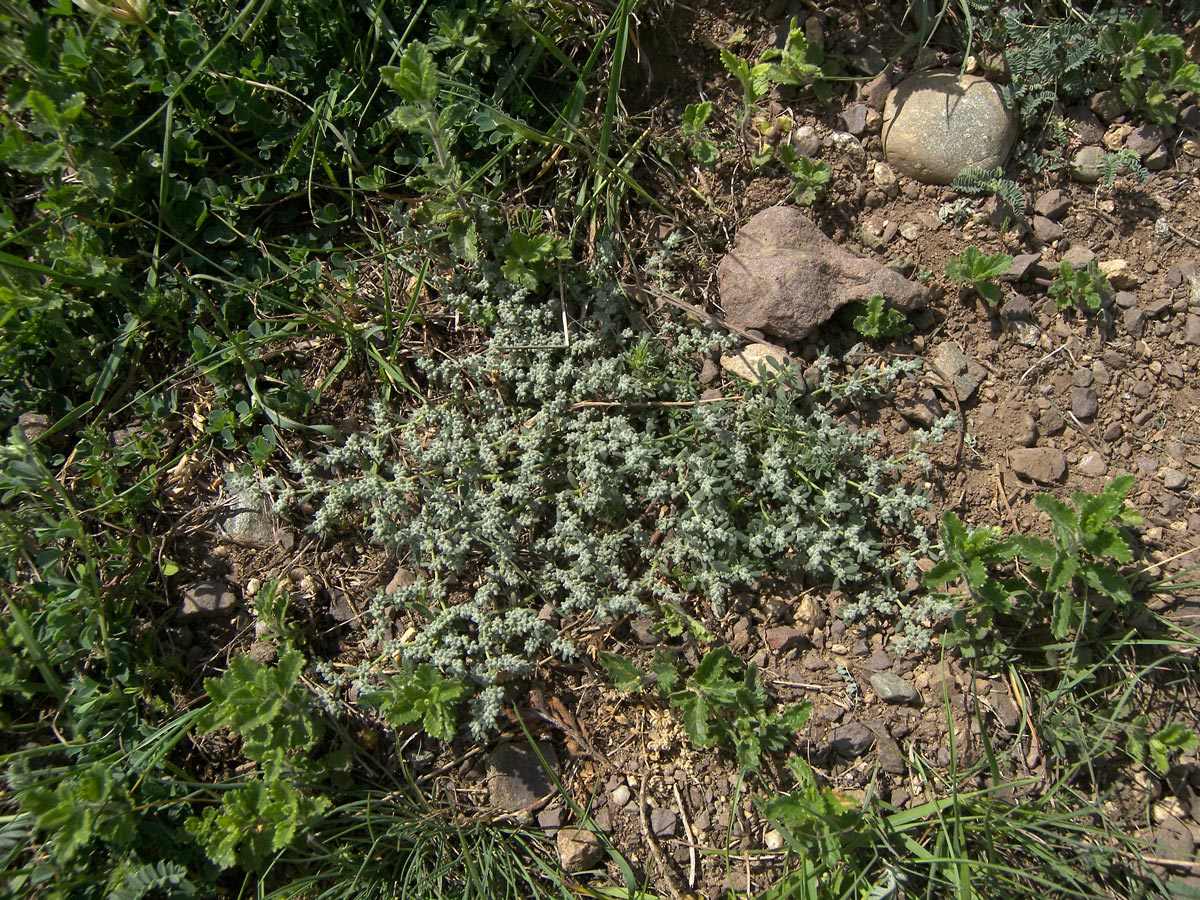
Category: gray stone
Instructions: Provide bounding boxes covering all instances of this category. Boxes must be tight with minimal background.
[630,617,658,645]
[990,692,1021,731]
[929,341,987,402]
[1145,144,1171,171]
[487,743,558,814]
[717,207,929,342]
[1146,295,1174,317]
[1001,253,1041,281]
[538,805,566,833]
[180,580,238,620]
[1114,291,1138,309]
[1089,90,1128,122]
[245,641,276,664]
[869,672,922,706]
[882,71,1016,185]
[1153,815,1195,861]
[385,567,418,595]
[1124,307,1147,338]
[1078,452,1108,478]
[219,487,289,550]
[791,124,821,157]
[610,784,631,809]
[1062,246,1096,268]
[1008,447,1067,484]
[860,70,891,110]
[1034,189,1071,220]
[650,807,677,838]
[1070,146,1105,183]
[869,726,907,774]
[873,162,899,194]
[764,625,807,653]
[1070,386,1098,420]
[1164,469,1190,491]
[557,828,605,873]
[1065,106,1104,144]
[841,102,870,135]
[829,721,876,758]
[1185,314,1200,345]
[1033,215,1063,243]
[719,343,793,385]
[1126,124,1164,158]
[829,131,867,167]
[1014,411,1038,448]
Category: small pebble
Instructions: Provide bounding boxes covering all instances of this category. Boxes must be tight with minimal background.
[1164,469,1190,491]
[1070,386,1098,420]
[1078,452,1108,477]
[610,784,631,809]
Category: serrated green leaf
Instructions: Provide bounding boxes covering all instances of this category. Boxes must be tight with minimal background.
[1082,563,1132,606]
[1155,723,1198,751]
[1082,528,1132,564]
[681,101,712,135]
[599,651,645,693]
[676,693,712,747]
[380,43,438,107]
[649,650,681,694]
[692,138,717,165]
[1035,493,1079,541]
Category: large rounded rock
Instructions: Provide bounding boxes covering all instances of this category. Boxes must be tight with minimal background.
[882,71,1017,185]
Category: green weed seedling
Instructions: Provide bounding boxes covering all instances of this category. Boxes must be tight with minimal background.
[602,646,810,773]
[187,650,330,870]
[1047,259,1112,312]
[720,48,771,118]
[925,475,1144,668]
[922,511,1025,667]
[853,294,912,341]
[680,101,718,166]
[1127,717,1199,776]
[757,756,875,900]
[944,246,1012,307]
[750,140,831,206]
[1101,10,1200,125]
[760,16,836,101]
[784,149,832,207]
[500,215,571,291]
[361,663,469,741]
[194,649,325,780]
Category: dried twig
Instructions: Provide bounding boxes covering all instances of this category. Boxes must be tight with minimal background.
[639,774,686,900]
[671,781,698,891]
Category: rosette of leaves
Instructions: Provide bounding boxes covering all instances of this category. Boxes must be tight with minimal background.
[945,246,1012,306]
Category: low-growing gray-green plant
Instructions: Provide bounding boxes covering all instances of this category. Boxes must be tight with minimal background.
[951,166,1027,217]
[1098,148,1151,188]
[283,246,932,736]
